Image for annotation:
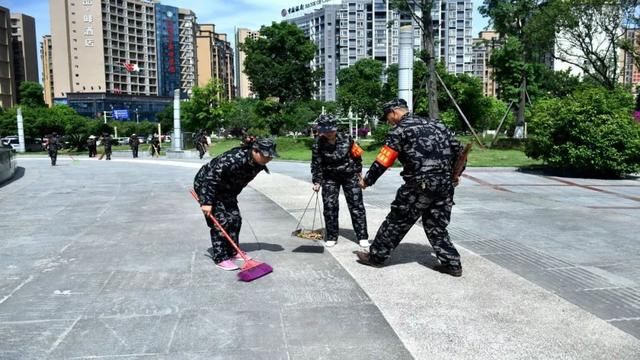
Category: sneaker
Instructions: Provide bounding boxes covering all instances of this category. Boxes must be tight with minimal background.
[355,251,384,268]
[433,264,463,277]
[231,252,252,261]
[215,259,239,271]
[325,240,337,247]
[359,240,370,247]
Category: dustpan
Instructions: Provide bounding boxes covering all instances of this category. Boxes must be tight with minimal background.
[292,191,324,241]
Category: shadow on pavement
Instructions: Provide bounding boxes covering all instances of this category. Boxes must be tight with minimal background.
[385,242,440,268]
[292,245,324,254]
[0,166,25,188]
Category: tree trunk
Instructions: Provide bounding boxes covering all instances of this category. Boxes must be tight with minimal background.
[422,0,439,119]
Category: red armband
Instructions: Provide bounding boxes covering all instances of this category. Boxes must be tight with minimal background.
[350,143,364,158]
[375,145,398,168]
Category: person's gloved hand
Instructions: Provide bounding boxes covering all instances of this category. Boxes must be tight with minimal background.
[312,183,320,192]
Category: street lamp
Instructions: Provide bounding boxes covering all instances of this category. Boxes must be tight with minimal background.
[135,108,139,124]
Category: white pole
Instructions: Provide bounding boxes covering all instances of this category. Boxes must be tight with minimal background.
[398,25,414,111]
[114,126,118,139]
[17,107,25,153]
[172,89,182,151]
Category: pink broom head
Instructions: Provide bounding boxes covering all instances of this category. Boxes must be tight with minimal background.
[238,262,273,282]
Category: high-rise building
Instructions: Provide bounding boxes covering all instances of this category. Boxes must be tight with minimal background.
[0,6,16,109]
[178,8,197,97]
[620,28,640,90]
[49,0,203,119]
[10,13,39,92]
[472,30,499,97]
[234,28,259,98]
[50,0,158,98]
[285,0,473,101]
[196,24,235,100]
[40,35,54,106]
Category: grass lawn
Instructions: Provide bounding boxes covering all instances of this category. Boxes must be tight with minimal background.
[209,137,542,168]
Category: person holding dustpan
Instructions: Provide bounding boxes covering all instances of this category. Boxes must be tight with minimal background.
[311,114,369,248]
[193,137,277,271]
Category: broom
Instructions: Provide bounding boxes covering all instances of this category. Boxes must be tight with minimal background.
[189,189,273,282]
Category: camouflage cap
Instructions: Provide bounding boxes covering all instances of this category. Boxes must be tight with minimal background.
[316,114,338,133]
[253,137,279,158]
[381,98,408,120]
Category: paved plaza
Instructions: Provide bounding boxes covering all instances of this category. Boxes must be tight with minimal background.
[1,156,639,359]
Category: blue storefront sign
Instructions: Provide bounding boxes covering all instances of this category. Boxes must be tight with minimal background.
[113,109,129,120]
[156,4,181,97]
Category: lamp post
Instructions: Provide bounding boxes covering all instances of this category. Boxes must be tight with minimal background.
[135,108,139,124]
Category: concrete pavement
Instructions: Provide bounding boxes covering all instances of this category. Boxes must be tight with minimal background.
[1,156,639,359]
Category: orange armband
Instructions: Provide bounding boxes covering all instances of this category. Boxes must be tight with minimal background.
[375,145,398,168]
[350,143,364,158]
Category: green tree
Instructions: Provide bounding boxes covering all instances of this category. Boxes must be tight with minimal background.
[526,86,640,177]
[242,21,321,103]
[480,0,554,132]
[182,79,225,132]
[541,0,637,90]
[337,59,385,120]
[155,104,174,134]
[18,81,46,107]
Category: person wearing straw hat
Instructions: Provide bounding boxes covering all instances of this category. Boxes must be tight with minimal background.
[311,114,369,248]
[193,137,278,271]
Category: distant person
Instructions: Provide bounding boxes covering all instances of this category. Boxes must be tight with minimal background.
[195,130,209,159]
[311,114,368,248]
[193,137,277,271]
[355,99,464,277]
[129,133,140,158]
[87,135,97,158]
[46,132,60,166]
[102,133,113,160]
[150,136,161,158]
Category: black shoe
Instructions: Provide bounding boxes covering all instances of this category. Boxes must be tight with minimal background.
[433,264,463,277]
[355,251,384,268]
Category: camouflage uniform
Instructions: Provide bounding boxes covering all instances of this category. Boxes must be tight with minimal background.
[193,139,277,264]
[129,135,140,158]
[363,107,463,268]
[103,134,113,160]
[47,134,60,166]
[311,116,368,242]
[195,131,208,159]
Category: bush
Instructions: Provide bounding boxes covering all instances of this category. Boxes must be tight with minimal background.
[371,123,390,146]
[525,87,640,178]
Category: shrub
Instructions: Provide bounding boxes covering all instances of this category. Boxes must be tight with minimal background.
[371,123,390,146]
[525,87,640,178]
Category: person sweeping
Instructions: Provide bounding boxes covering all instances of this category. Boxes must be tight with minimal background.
[193,137,277,271]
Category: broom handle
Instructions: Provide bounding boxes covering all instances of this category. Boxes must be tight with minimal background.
[190,190,250,262]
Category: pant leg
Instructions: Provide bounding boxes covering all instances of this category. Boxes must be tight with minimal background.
[421,188,461,267]
[369,184,424,263]
[341,175,368,241]
[205,200,242,263]
[49,150,57,165]
[321,179,340,241]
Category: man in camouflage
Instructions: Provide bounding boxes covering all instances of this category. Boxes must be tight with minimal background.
[129,133,140,158]
[193,137,277,271]
[102,133,113,160]
[355,99,464,277]
[311,115,368,247]
[47,132,60,166]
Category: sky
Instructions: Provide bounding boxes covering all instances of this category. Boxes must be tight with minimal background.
[1,0,490,80]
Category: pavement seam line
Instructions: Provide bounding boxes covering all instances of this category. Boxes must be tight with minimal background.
[0,275,34,305]
[46,316,81,355]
